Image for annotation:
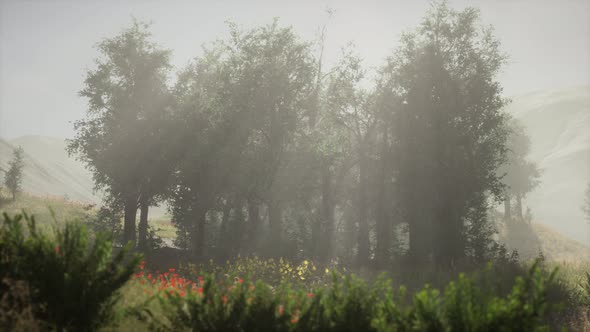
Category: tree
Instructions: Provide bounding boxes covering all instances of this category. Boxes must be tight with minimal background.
[499,119,541,222]
[380,2,510,266]
[68,21,172,247]
[326,46,378,265]
[169,20,316,259]
[4,146,25,201]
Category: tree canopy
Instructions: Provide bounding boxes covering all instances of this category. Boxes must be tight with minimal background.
[70,3,530,267]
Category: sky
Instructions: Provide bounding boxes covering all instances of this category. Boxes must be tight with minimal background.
[1,0,589,139]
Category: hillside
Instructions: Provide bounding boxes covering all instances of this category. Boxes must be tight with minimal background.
[0,136,100,203]
[506,86,590,245]
[533,222,590,262]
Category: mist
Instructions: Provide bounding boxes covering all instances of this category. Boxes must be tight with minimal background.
[0,1,589,330]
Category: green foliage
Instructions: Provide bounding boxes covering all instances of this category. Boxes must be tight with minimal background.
[0,212,140,331]
[580,271,590,308]
[146,261,558,331]
[182,257,330,289]
[4,146,25,201]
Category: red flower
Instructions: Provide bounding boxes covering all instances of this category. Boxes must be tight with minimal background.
[221,295,228,304]
[197,287,203,294]
[238,278,244,284]
[307,292,313,299]
[278,305,284,316]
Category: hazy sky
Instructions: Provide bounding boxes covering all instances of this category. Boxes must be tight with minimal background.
[1,0,589,139]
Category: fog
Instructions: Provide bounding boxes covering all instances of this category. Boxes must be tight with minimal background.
[1,0,589,139]
[0,0,589,265]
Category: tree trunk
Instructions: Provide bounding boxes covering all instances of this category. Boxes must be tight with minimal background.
[408,208,428,265]
[319,163,335,261]
[515,194,523,221]
[504,194,512,221]
[138,197,149,251]
[219,200,232,259]
[190,207,207,260]
[375,122,391,267]
[434,202,463,269]
[356,145,370,266]
[233,199,245,255]
[123,195,138,247]
[247,200,260,253]
[268,199,283,256]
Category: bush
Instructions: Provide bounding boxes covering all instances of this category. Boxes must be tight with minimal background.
[0,278,44,331]
[0,212,140,331]
[181,256,329,289]
[143,261,558,332]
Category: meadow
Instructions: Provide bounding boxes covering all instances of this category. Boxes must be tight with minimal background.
[1,195,589,331]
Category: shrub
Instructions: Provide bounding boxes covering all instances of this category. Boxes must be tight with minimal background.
[181,256,331,289]
[0,278,45,331]
[144,261,557,332]
[0,212,140,331]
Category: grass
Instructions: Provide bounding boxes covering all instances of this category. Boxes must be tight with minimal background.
[0,192,94,232]
[1,193,589,330]
[0,191,176,243]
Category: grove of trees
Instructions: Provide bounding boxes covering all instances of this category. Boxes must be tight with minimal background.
[69,3,539,268]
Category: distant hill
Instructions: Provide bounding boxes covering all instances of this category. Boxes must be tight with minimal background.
[506,86,590,246]
[0,136,100,203]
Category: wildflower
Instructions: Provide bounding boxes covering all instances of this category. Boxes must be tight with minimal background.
[238,278,244,284]
[197,287,203,294]
[221,295,228,304]
[307,292,313,299]
[169,268,175,273]
[278,305,284,316]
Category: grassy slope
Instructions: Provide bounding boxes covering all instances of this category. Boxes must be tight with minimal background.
[0,192,93,226]
[507,86,590,246]
[0,191,175,241]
